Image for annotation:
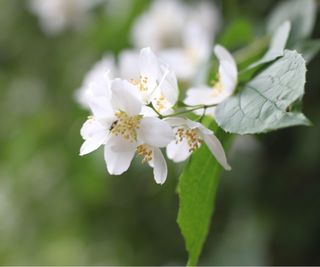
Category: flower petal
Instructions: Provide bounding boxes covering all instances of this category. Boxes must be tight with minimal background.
[104,145,135,175]
[140,106,158,117]
[111,78,142,116]
[118,49,140,80]
[138,117,174,147]
[164,117,188,127]
[106,135,139,152]
[80,119,108,156]
[80,138,103,156]
[203,133,231,171]
[80,118,106,139]
[160,48,196,81]
[88,96,115,123]
[151,147,167,185]
[166,139,191,162]
[184,119,212,135]
[139,47,160,85]
[214,45,238,94]
[158,66,179,106]
[184,86,216,106]
[87,72,112,98]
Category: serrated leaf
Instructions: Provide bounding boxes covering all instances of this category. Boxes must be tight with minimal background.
[215,50,311,135]
[267,0,316,45]
[177,125,231,266]
[248,21,291,69]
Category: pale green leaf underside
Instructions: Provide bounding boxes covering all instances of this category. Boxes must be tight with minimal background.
[248,21,291,69]
[215,50,310,135]
[177,128,229,266]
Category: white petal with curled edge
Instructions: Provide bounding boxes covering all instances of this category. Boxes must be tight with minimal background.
[203,133,231,171]
[104,145,135,175]
[80,138,104,156]
[184,86,216,106]
[214,45,238,94]
[80,119,108,156]
[166,139,191,163]
[152,147,167,185]
[111,79,142,116]
[138,117,174,147]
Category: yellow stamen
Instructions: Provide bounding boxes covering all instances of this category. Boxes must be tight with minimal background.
[176,128,203,152]
[154,93,169,112]
[210,73,224,97]
[136,144,153,163]
[110,111,142,142]
[130,75,149,92]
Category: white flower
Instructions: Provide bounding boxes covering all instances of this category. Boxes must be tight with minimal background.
[121,47,179,115]
[131,0,187,51]
[184,45,238,116]
[165,117,231,170]
[28,0,101,35]
[131,0,220,81]
[75,48,178,116]
[75,55,115,108]
[80,79,174,184]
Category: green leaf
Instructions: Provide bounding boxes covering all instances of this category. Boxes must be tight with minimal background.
[247,21,291,69]
[267,0,316,46]
[215,50,311,135]
[218,18,254,50]
[177,125,231,266]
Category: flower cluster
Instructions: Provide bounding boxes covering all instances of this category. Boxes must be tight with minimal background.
[79,47,235,184]
[131,0,220,82]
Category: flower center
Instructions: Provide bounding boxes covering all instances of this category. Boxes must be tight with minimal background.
[110,111,142,142]
[210,73,225,97]
[176,128,203,152]
[154,93,170,113]
[211,81,224,97]
[136,144,153,163]
[130,75,149,92]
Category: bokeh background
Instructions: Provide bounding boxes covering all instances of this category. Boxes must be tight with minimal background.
[0,0,319,265]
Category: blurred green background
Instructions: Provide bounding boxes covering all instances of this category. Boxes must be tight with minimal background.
[0,0,319,265]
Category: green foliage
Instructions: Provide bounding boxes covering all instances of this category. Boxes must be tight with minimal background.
[218,18,254,50]
[215,50,310,134]
[177,123,232,266]
[0,0,319,266]
[177,2,318,264]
